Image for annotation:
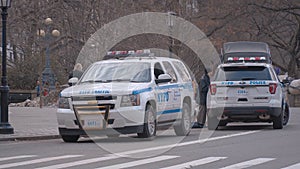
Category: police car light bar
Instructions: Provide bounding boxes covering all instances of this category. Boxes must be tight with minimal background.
[107,49,151,56]
[227,57,266,62]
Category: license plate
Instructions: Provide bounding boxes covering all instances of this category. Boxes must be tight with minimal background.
[237,89,248,95]
[81,115,104,130]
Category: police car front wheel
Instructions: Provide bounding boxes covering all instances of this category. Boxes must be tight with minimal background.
[137,104,157,138]
[61,135,79,143]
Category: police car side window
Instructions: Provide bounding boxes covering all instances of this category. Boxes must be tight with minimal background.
[269,67,279,81]
[172,61,191,82]
[162,61,177,83]
[154,62,164,79]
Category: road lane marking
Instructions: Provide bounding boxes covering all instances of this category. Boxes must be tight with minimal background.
[115,131,259,156]
[0,155,37,162]
[282,163,300,169]
[0,155,82,169]
[160,157,227,169]
[2,131,259,169]
[61,131,257,168]
[95,155,179,169]
[219,158,275,169]
[35,155,120,169]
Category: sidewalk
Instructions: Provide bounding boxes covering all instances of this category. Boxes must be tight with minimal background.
[0,107,60,141]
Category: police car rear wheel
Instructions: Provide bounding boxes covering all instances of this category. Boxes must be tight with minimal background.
[218,121,227,127]
[174,102,191,136]
[273,111,283,129]
[207,116,219,130]
[106,134,120,138]
[61,135,79,143]
[138,104,156,138]
[283,103,290,126]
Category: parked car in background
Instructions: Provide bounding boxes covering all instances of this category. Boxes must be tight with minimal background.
[208,41,289,130]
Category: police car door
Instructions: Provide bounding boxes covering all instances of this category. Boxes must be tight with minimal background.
[156,62,181,123]
[172,61,193,119]
[154,62,173,123]
[162,61,181,120]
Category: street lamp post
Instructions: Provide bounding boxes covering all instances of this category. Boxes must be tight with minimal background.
[167,11,176,58]
[0,0,13,134]
[38,18,60,91]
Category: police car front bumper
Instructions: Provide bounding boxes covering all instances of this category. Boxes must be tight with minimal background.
[59,125,144,136]
[57,106,146,135]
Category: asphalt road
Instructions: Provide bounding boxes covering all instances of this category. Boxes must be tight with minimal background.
[0,108,299,169]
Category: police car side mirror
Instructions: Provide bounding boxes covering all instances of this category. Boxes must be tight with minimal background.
[281,80,288,87]
[68,77,78,86]
[155,74,172,84]
[281,78,290,85]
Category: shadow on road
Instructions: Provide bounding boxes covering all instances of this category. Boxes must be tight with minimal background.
[76,133,182,143]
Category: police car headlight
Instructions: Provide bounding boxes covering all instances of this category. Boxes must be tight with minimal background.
[58,97,70,109]
[120,94,140,107]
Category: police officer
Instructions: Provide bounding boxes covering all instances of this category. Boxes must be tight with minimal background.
[194,68,210,128]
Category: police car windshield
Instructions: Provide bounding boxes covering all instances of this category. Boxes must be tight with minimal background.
[214,66,272,81]
[80,62,151,83]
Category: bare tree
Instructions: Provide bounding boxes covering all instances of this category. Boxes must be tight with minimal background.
[5,0,286,89]
[247,0,300,78]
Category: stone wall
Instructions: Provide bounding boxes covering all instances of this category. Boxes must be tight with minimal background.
[9,90,60,107]
[295,95,300,107]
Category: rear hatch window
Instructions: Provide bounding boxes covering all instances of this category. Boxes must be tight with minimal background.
[214,66,272,81]
[212,66,273,104]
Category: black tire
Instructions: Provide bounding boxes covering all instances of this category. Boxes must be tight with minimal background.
[273,111,283,129]
[61,135,79,143]
[208,116,219,130]
[106,134,120,138]
[174,102,191,136]
[137,104,156,138]
[218,121,227,127]
[283,103,290,126]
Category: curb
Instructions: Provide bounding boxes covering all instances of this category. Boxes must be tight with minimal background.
[0,135,61,142]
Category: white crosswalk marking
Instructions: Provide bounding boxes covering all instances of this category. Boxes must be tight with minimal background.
[115,131,259,156]
[220,158,275,169]
[0,155,82,169]
[35,155,120,169]
[0,155,37,162]
[4,154,299,169]
[282,163,300,169]
[160,157,227,169]
[95,155,179,169]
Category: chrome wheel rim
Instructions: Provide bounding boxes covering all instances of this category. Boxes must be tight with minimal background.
[147,111,155,136]
[183,106,190,131]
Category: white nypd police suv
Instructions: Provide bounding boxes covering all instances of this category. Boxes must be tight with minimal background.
[57,50,197,142]
[207,56,290,130]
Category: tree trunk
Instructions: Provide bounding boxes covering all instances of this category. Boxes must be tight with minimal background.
[288,55,297,78]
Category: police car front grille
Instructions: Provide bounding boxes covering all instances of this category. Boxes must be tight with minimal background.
[72,95,116,110]
[72,96,117,101]
[74,104,115,110]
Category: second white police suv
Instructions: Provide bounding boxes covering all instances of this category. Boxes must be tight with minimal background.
[57,49,197,142]
[207,42,290,130]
